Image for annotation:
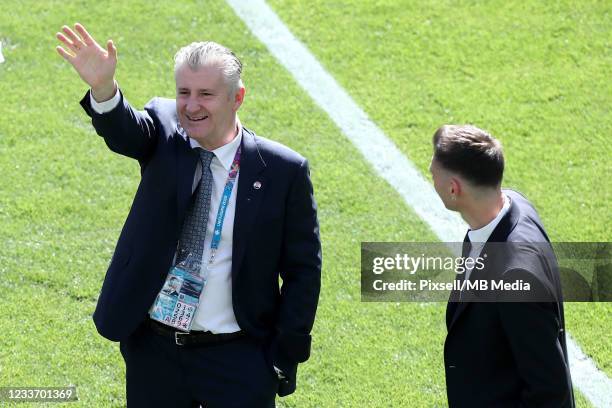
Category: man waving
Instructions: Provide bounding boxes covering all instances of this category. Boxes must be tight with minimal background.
[56,23,321,408]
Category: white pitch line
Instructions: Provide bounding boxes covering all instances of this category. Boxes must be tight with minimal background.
[226,0,612,406]
[227,0,465,244]
[566,333,612,408]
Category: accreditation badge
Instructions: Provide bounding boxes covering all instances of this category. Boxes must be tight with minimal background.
[149,264,205,332]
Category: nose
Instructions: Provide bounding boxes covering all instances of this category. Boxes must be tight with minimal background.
[185,95,200,113]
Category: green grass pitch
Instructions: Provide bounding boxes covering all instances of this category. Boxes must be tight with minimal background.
[0,0,608,406]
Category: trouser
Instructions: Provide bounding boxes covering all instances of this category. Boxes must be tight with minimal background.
[119,323,278,407]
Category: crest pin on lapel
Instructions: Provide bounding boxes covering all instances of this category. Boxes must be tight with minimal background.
[253,181,262,190]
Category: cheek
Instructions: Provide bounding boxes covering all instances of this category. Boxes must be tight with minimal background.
[432,177,441,191]
[433,179,447,198]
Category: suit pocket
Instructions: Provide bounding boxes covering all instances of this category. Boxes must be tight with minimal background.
[260,342,278,379]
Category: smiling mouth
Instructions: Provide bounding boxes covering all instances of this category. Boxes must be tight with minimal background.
[186,114,208,122]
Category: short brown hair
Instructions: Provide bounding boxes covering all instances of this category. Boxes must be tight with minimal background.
[432,125,504,187]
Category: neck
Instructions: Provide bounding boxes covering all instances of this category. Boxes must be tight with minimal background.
[461,191,504,230]
[194,120,239,151]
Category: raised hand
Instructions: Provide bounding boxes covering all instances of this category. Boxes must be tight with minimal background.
[56,23,118,102]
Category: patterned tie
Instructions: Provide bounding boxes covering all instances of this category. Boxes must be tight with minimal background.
[176,148,215,270]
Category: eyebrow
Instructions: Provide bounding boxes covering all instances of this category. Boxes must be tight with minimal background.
[177,87,215,93]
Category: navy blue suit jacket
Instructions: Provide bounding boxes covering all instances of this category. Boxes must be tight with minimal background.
[80,91,321,396]
[444,190,574,407]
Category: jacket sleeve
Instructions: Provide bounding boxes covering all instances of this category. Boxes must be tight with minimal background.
[80,89,157,163]
[272,158,322,392]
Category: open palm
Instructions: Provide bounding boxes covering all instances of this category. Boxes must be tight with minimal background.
[56,23,117,97]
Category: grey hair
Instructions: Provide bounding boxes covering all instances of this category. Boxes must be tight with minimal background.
[174,41,243,94]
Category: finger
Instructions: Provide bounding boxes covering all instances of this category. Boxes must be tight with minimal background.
[56,32,78,51]
[56,45,75,61]
[74,23,95,46]
[106,40,117,59]
[62,25,86,48]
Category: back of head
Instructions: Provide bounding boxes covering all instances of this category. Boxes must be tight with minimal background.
[174,41,243,94]
[432,125,504,188]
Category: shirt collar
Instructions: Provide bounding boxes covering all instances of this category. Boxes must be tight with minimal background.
[187,120,243,171]
[467,193,511,243]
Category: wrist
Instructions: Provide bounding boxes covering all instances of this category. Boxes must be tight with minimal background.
[91,80,117,103]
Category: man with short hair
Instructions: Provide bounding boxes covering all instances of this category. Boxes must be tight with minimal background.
[429,125,574,407]
[56,23,321,407]
[162,277,180,297]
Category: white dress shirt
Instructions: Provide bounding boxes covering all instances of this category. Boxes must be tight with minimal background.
[91,90,241,334]
[464,193,511,281]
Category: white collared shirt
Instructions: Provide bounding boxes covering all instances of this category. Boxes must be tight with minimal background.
[91,91,241,333]
[464,193,511,281]
[186,130,241,333]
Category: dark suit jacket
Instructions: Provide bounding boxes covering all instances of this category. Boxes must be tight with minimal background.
[444,190,574,407]
[80,91,322,396]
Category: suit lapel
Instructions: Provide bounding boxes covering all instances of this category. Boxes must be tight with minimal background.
[232,129,266,280]
[446,237,471,329]
[445,275,462,329]
[447,195,521,332]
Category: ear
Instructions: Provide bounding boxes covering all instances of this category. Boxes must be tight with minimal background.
[233,86,246,111]
[450,177,462,196]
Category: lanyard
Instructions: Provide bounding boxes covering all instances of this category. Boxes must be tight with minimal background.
[208,144,241,265]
